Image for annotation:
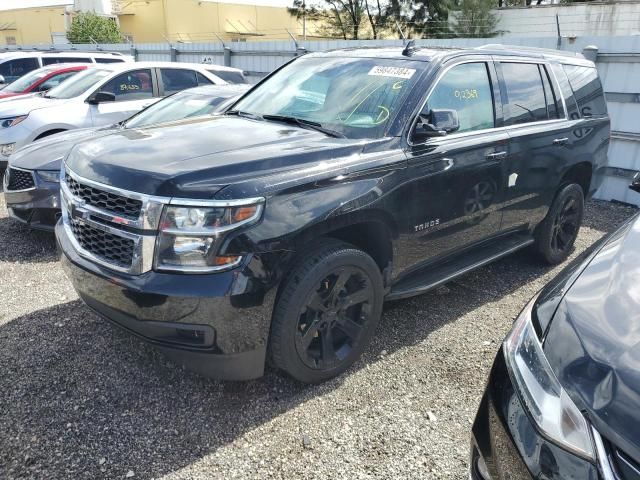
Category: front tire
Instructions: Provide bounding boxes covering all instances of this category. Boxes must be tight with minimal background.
[269,239,384,384]
[534,183,584,265]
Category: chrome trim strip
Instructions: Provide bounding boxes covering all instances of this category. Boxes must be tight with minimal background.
[592,427,616,480]
[168,197,265,207]
[154,254,243,274]
[3,166,36,193]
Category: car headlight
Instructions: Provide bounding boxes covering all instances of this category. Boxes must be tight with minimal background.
[155,200,264,273]
[37,170,60,183]
[504,295,595,461]
[0,115,28,128]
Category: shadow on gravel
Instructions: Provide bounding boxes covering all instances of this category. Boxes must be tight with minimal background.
[0,216,57,263]
[0,200,636,479]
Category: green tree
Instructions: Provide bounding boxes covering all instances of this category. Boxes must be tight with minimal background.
[67,12,123,44]
[387,0,453,39]
[451,0,499,37]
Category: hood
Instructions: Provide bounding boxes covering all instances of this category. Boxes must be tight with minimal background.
[0,94,68,116]
[543,213,640,463]
[65,115,363,198]
[0,91,22,99]
[9,127,116,171]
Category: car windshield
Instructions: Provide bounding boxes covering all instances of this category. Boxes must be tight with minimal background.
[45,68,111,99]
[231,56,423,139]
[125,90,232,128]
[4,68,51,93]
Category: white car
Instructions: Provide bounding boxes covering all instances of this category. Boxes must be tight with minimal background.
[0,61,244,167]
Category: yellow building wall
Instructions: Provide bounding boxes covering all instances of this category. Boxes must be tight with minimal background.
[0,6,67,45]
[118,0,324,43]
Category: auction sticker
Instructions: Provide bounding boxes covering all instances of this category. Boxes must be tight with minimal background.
[368,66,416,79]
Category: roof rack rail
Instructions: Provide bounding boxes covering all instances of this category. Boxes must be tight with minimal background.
[476,44,584,59]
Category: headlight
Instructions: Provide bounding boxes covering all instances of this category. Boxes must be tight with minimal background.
[0,115,28,128]
[0,142,15,156]
[504,295,595,461]
[37,170,60,183]
[155,201,263,272]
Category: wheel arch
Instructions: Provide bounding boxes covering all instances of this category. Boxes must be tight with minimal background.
[560,161,592,199]
[34,128,68,141]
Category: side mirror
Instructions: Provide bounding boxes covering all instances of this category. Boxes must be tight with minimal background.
[0,75,6,85]
[88,91,116,105]
[630,171,640,194]
[414,109,460,141]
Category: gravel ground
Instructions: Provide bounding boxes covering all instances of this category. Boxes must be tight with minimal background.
[0,195,636,480]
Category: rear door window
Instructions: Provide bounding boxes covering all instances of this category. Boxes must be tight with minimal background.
[42,57,92,65]
[100,69,154,101]
[549,63,579,119]
[0,58,40,82]
[95,57,126,63]
[160,68,199,95]
[423,62,495,134]
[38,71,78,91]
[500,62,548,126]
[563,64,607,118]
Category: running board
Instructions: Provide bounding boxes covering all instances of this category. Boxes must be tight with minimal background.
[386,234,535,301]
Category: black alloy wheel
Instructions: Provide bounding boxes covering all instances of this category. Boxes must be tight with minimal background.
[269,239,384,383]
[550,196,580,255]
[295,267,375,370]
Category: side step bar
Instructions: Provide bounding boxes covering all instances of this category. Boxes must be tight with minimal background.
[386,234,535,301]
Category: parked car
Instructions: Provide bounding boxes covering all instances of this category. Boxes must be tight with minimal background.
[0,61,244,168]
[55,44,609,383]
[0,51,131,84]
[4,83,250,230]
[0,64,88,100]
[470,183,640,480]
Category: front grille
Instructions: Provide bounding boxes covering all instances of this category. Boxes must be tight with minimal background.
[65,173,142,219]
[6,168,35,191]
[69,217,135,268]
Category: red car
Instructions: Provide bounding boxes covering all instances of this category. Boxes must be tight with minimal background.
[0,64,87,99]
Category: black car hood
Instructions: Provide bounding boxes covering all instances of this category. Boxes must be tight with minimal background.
[543,213,640,462]
[65,116,363,198]
[10,127,116,171]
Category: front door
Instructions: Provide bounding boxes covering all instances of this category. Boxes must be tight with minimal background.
[399,60,508,275]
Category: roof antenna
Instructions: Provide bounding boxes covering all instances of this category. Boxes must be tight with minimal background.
[402,39,416,57]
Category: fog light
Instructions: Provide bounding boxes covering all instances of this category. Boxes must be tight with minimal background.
[1,143,15,157]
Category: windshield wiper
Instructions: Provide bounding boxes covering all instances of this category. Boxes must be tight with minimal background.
[262,114,345,138]
[225,109,263,120]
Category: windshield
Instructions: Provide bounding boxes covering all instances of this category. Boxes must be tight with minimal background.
[232,56,422,138]
[45,68,111,99]
[125,90,232,128]
[4,68,50,93]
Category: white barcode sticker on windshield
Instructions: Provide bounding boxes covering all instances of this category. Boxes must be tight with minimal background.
[368,66,416,79]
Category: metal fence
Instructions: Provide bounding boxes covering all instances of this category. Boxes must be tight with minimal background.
[3,35,640,205]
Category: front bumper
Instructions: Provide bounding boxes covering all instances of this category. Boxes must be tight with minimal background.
[4,171,61,231]
[56,220,277,381]
[470,349,600,479]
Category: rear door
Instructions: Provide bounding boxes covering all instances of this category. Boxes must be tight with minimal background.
[89,68,159,126]
[496,59,576,232]
[401,58,509,273]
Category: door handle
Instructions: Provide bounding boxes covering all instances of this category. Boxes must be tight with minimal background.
[553,137,569,146]
[485,151,507,160]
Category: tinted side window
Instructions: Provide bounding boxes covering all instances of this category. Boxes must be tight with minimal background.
[549,63,579,119]
[0,58,40,82]
[208,69,246,84]
[500,63,548,126]
[43,57,92,65]
[540,65,561,119]
[196,72,212,86]
[95,58,126,64]
[424,62,495,134]
[563,64,607,117]
[38,71,77,91]
[100,69,153,101]
[161,69,199,95]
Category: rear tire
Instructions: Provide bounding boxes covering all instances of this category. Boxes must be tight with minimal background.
[534,183,584,265]
[269,239,384,384]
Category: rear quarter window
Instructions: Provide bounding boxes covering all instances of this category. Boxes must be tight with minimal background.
[549,63,580,119]
[95,58,126,64]
[208,69,246,84]
[563,64,607,118]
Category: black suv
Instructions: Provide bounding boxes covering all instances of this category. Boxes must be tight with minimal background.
[55,45,610,383]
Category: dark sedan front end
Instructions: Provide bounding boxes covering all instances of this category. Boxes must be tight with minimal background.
[471,212,640,480]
